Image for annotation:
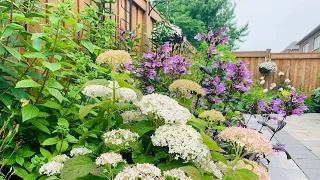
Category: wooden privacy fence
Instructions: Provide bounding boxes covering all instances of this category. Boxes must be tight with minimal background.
[33,0,197,53]
[232,50,320,93]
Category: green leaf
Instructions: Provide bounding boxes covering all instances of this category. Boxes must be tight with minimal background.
[46,79,64,90]
[22,104,39,122]
[56,140,68,153]
[58,118,69,127]
[15,156,24,166]
[79,103,102,120]
[40,147,52,159]
[0,63,19,78]
[14,167,29,178]
[11,88,28,100]
[0,94,12,108]
[31,33,46,40]
[4,46,21,60]
[42,136,59,146]
[211,152,227,164]
[225,169,258,180]
[179,166,202,180]
[200,131,219,151]
[23,52,47,60]
[40,100,61,109]
[46,87,63,103]
[2,26,13,38]
[187,118,207,131]
[42,62,61,72]
[60,156,97,180]
[65,134,78,143]
[16,79,41,88]
[24,173,38,180]
[30,120,50,134]
[130,121,154,136]
[23,151,35,158]
[80,39,101,53]
[32,38,42,51]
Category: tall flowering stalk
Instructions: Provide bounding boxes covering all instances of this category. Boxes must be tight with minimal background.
[129,42,190,94]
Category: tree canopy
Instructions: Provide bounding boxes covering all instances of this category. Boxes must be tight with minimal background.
[155,0,249,50]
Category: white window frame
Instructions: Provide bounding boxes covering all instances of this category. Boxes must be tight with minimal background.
[303,43,309,52]
[314,36,320,50]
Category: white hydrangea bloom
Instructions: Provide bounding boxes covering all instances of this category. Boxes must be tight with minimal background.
[137,94,191,124]
[285,79,291,84]
[39,161,63,176]
[270,83,276,90]
[163,169,192,180]
[70,147,92,157]
[115,163,161,180]
[263,89,268,93]
[95,152,126,166]
[121,111,147,123]
[151,124,222,178]
[260,80,265,85]
[115,88,137,102]
[108,81,120,89]
[103,129,139,147]
[82,85,112,97]
[51,154,69,163]
[279,88,284,92]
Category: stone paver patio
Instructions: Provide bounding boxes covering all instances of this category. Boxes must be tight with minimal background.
[244,113,320,180]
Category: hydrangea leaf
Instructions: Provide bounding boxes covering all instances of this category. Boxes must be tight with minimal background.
[200,130,219,151]
[179,166,202,180]
[60,156,97,180]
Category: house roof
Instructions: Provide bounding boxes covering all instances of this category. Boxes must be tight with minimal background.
[297,24,320,45]
[283,41,299,51]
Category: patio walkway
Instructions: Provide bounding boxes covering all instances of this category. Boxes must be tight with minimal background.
[244,113,320,180]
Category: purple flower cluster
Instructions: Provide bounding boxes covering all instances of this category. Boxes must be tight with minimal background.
[129,42,191,93]
[223,61,253,93]
[195,27,230,56]
[266,91,308,117]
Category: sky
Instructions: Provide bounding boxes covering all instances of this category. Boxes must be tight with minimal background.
[234,0,320,52]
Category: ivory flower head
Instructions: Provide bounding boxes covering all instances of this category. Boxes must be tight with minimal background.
[169,79,205,96]
[96,50,132,69]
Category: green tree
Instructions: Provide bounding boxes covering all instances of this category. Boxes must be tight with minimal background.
[156,0,249,50]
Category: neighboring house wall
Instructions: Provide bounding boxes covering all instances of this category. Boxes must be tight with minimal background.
[298,31,320,52]
[282,49,300,53]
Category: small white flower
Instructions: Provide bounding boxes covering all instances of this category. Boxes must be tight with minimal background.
[278,71,285,76]
[285,79,291,84]
[163,169,192,180]
[115,163,161,180]
[279,88,284,92]
[51,154,69,163]
[103,129,139,148]
[20,99,29,107]
[137,94,191,125]
[263,89,268,93]
[39,161,63,176]
[82,85,112,97]
[115,88,137,102]
[288,85,292,89]
[70,147,92,156]
[121,111,147,123]
[95,152,126,166]
[260,80,265,85]
[260,76,265,80]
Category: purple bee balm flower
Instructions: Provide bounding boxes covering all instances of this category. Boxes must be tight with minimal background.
[194,33,205,41]
[162,42,172,53]
[146,86,155,94]
[257,100,266,107]
[117,27,125,33]
[143,53,153,59]
[207,30,214,37]
[219,27,229,36]
[118,35,124,41]
[212,61,220,68]
[221,37,230,44]
[206,45,217,55]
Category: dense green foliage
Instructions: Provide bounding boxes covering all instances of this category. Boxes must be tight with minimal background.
[156,0,249,49]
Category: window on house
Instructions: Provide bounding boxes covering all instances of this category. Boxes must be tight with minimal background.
[303,43,309,52]
[314,36,320,50]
